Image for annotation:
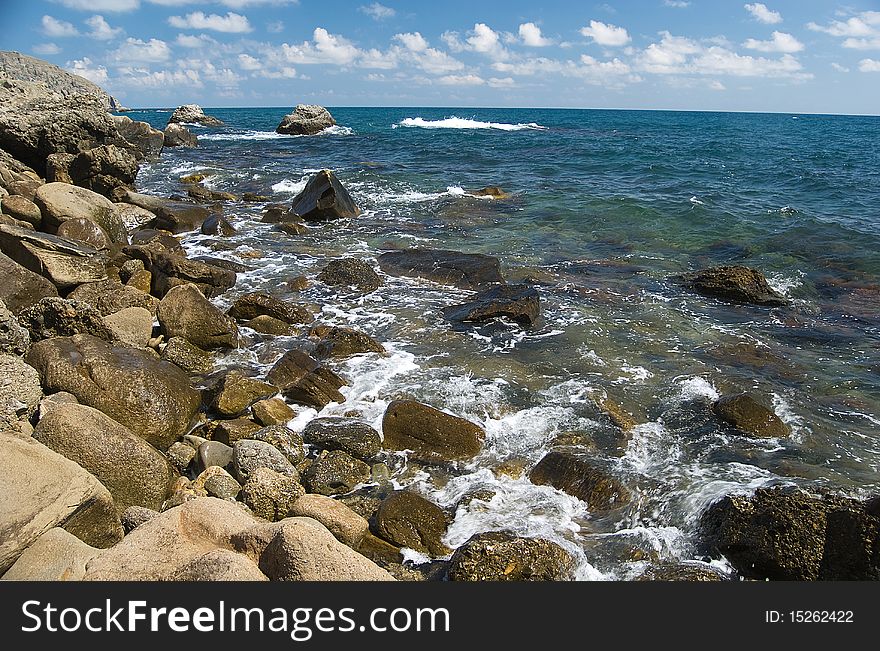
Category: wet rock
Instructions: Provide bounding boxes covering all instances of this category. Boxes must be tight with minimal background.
[1,193,41,227]
[637,562,727,581]
[302,416,381,460]
[158,283,239,350]
[249,425,305,465]
[164,125,198,147]
[318,258,382,293]
[0,353,42,430]
[102,307,153,348]
[529,451,631,512]
[169,104,223,127]
[291,494,369,548]
[381,399,486,462]
[0,223,106,289]
[356,531,403,566]
[153,202,212,234]
[448,531,575,581]
[252,398,296,427]
[1,527,100,581]
[290,169,360,222]
[302,450,371,496]
[27,334,201,450]
[276,104,335,135]
[161,336,214,374]
[167,441,196,472]
[111,115,164,161]
[35,182,127,243]
[17,297,116,342]
[246,315,296,335]
[712,393,790,438]
[473,186,509,198]
[443,283,540,327]
[0,251,58,314]
[0,432,123,574]
[120,506,160,534]
[275,221,308,236]
[378,248,504,289]
[208,372,277,418]
[239,467,305,521]
[56,217,109,250]
[228,292,313,325]
[679,265,786,306]
[198,441,234,472]
[34,403,177,513]
[46,144,139,199]
[0,298,30,356]
[68,279,159,316]
[128,228,183,254]
[206,418,262,446]
[233,439,298,483]
[595,395,637,434]
[200,213,236,236]
[124,245,236,297]
[375,491,452,556]
[267,349,347,409]
[309,324,385,359]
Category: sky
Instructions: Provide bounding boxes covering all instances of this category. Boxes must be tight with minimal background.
[1,1,878,114]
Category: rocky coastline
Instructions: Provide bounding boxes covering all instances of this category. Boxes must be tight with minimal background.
[0,54,877,582]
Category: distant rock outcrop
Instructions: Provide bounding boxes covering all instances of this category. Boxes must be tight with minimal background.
[276,104,336,135]
[168,104,223,127]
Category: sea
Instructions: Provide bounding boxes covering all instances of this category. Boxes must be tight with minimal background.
[127,106,880,579]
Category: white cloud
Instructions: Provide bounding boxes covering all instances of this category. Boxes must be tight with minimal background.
[580,20,631,47]
[664,1,690,7]
[709,80,726,90]
[488,76,515,88]
[395,32,429,53]
[280,27,360,65]
[808,12,880,50]
[66,57,109,85]
[359,3,395,20]
[493,54,638,88]
[519,23,552,47]
[859,58,880,72]
[409,46,464,74]
[831,62,849,72]
[85,15,123,41]
[238,54,262,70]
[42,15,78,38]
[437,74,485,86]
[267,21,284,33]
[56,0,139,11]
[115,66,203,89]
[33,43,62,55]
[112,38,172,63]
[168,12,252,33]
[175,33,217,48]
[147,0,297,6]
[743,31,804,53]
[467,23,509,60]
[744,3,782,25]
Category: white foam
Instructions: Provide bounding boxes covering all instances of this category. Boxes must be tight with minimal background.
[677,376,720,403]
[767,270,805,297]
[394,116,547,131]
[200,130,285,141]
[689,196,705,205]
[271,178,308,194]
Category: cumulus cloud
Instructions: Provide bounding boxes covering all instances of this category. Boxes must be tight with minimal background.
[114,66,203,89]
[808,11,880,50]
[112,37,172,63]
[437,74,485,86]
[519,23,552,47]
[56,0,139,11]
[493,54,638,88]
[744,3,782,25]
[175,33,218,48]
[395,32,429,52]
[443,23,510,60]
[66,57,109,85]
[580,20,631,47]
[859,58,880,72]
[168,12,252,33]
[85,15,123,41]
[280,27,360,65]
[359,3,395,20]
[664,1,690,7]
[33,43,62,56]
[42,15,78,38]
[831,62,850,72]
[488,76,515,88]
[743,31,804,53]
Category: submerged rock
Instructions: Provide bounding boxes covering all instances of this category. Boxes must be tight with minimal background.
[276,104,336,135]
[712,393,790,438]
[378,248,504,289]
[447,531,575,581]
[228,292,313,325]
[443,283,540,327]
[381,399,485,462]
[679,265,786,306]
[302,417,382,460]
[290,169,360,221]
[309,324,386,359]
[529,451,631,512]
[318,258,382,293]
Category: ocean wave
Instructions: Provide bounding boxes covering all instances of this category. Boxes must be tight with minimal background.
[271,178,308,194]
[393,116,547,131]
[200,130,286,141]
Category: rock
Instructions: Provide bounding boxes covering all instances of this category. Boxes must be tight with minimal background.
[713,393,790,438]
[206,418,262,446]
[198,441,234,472]
[128,227,183,254]
[0,353,42,430]
[163,122,198,147]
[0,223,106,289]
[252,398,296,427]
[154,202,212,234]
[200,213,236,236]
[290,494,369,547]
[208,372,276,418]
[375,491,451,556]
[473,186,509,198]
[46,144,139,198]
[167,441,196,472]
[233,439,298,483]
[1,527,99,581]
[595,395,637,434]
[1,193,41,226]
[679,265,786,306]
[267,349,347,409]
[302,450,370,496]
[309,324,385,359]
[119,258,145,283]
[102,307,153,347]
[192,466,241,500]
[17,297,116,342]
[637,563,726,582]
[158,283,239,350]
[448,531,575,581]
[275,221,309,236]
[34,404,177,513]
[34,182,127,243]
[302,416,381,460]
[169,104,223,127]
[120,506,160,534]
[286,275,310,291]
[318,258,382,293]
[124,245,236,297]
[443,283,540,327]
[239,467,305,521]
[0,298,30,355]
[180,173,210,184]
[68,279,159,316]
[112,203,155,231]
[0,51,118,111]
[356,531,403,566]
[161,336,214,374]
[36,391,78,421]
[275,104,336,135]
[378,248,504,289]
[5,178,41,201]
[0,432,123,574]
[246,315,296,335]
[189,184,237,203]
[228,292,313,325]
[381,399,485,462]
[249,424,305,466]
[111,115,164,161]
[529,451,630,512]
[56,217,109,250]
[290,169,360,222]
[0,251,58,314]
[27,334,201,450]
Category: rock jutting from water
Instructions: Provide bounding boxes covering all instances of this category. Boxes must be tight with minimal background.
[276,104,336,135]
[678,265,786,306]
[290,169,361,222]
[168,104,223,127]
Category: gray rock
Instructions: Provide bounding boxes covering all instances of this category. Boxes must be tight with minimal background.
[301,450,370,496]
[167,441,196,472]
[378,248,504,289]
[112,203,155,231]
[0,51,118,111]
[233,438,298,483]
[198,440,234,472]
[192,466,241,500]
[17,297,116,342]
[158,283,239,350]
[0,353,42,430]
[0,298,30,355]
[169,104,223,126]
[290,169,360,222]
[37,391,78,421]
[302,416,381,460]
[249,424,305,465]
[318,258,381,293]
[239,467,305,521]
[275,104,335,135]
[45,144,139,199]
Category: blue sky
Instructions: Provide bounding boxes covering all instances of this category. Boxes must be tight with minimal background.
[1,1,878,113]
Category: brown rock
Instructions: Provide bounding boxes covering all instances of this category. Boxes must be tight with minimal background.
[375,491,451,556]
[381,399,485,462]
[713,393,790,438]
[529,451,631,512]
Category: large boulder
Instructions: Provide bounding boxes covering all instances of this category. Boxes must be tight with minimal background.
[0,223,106,289]
[443,284,541,328]
[374,491,451,556]
[302,416,381,460]
[34,404,177,513]
[275,104,336,135]
[267,349,347,409]
[17,297,116,342]
[27,334,201,450]
[158,283,239,350]
[0,298,30,356]
[124,244,236,297]
[163,122,198,147]
[378,248,504,289]
[318,258,382,293]
[529,451,630,512]
[56,217,110,250]
[111,115,164,161]
[0,51,118,111]
[168,104,223,126]
[1,193,41,227]
[34,182,127,242]
[679,265,786,306]
[290,494,369,548]
[208,372,276,417]
[0,251,58,314]
[1,527,100,581]
[249,424,304,465]
[447,531,575,581]
[161,336,214,374]
[309,324,385,359]
[381,399,485,462]
[290,169,360,222]
[68,278,159,316]
[228,292,313,325]
[0,432,123,574]
[712,393,790,438]
[46,145,139,199]
[103,307,153,348]
[0,353,42,431]
[301,450,371,496]
[154,202,212,234]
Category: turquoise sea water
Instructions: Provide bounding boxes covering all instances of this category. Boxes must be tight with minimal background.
[130,107,880,578]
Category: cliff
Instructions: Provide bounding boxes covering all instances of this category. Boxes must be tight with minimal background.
[0,51,118,111]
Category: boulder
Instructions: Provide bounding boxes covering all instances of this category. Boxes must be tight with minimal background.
[1,193,41,227]
[56,218,110,250]
[205,418,262,446]
[112,203,155,231]
[154,202,212,234]
[290,169,360,222]
[34,404,177,513]
[228,292,313,325]
[0,298,30,356]
[161,336,214,374]
[309,324,385,359]
[102,307,153,348]
[529,451,630,512]
[448,531,574,581]
[34,182,127,243]
[163,122,198,147]
[374,491,451,556]
[267,349,347,409]
[0,223,106,289]
[290,494,369,548]
[37,391,78,421]
[248,424,305,465]
[209,372,276,418]
[302,416,381,460]
[158,283,239,350]
[275,104,336,136]
[200,213,236,236]
[111,115,164,161]
[68,279,159,316]
[239,467,305,521]
[443,284,541,327]
[252,398,297,427]
[27,334,201,450]
[1,527,100,581]
[124,245,236,297]
[198,441,234,473]
[0,432,123,574]
[188,184,237,204]
[233,439,298,483]
[0,251,58,314]
[46,144,139,198]
[192,466,241,501]
[17,297,116,342]
[318,258,382,293]
[167,441,196,473]
[246,315,296,335]
[120,506,160,534]
[378,248,504,289]
[637,563,726,582]
[679,265,786,306]
[713,393,790,438]
[473,186,509,198]
[169,104,223,126]
[381,399,485,462]
[0,353,42,430]
[302,450,371,496]
[128,228,183,254]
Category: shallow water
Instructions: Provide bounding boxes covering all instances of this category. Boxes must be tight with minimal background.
[130,107,880,579]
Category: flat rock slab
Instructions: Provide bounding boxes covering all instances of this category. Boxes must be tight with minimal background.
[679,265,786,306]
[0,223,106,289]
[378,248,504,290]
[443,283,541,327]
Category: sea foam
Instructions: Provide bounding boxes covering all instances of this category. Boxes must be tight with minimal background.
[394,116,547,131]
